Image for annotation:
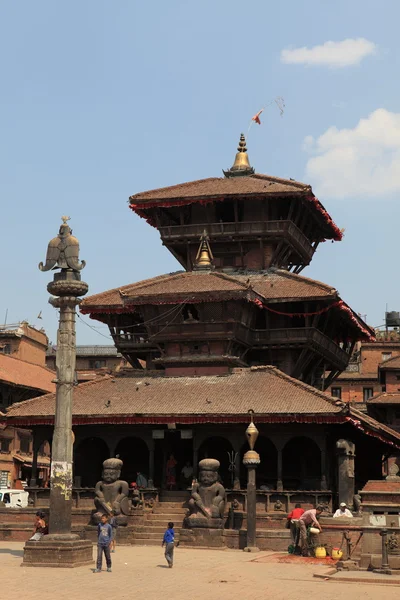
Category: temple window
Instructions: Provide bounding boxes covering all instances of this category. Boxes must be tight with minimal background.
[19,435,30,454]
[183,305,199,322]
[89,359,106,369]
[215,200,235,223]
[331,387,342,399]
[0,438,11,452]
[363,387,373,402]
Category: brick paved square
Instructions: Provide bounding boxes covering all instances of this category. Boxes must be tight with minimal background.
[3,542,400,600]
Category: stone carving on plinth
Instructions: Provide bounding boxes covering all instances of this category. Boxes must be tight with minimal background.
[386,461,400,482]
[93,458,130,525]
[353,493,362,515]
[388,531,400,555]
[185,459,226,528]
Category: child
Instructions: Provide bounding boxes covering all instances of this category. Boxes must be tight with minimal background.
[94,514,112,573]
[110,511,117,553]
[161,521,175,568]
[29,511,47,541]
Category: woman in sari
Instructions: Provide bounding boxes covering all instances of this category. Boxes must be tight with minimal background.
[166,454,177,490]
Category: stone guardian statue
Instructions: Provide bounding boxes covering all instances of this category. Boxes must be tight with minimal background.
[93,458,130,525]
[185,459,226,528]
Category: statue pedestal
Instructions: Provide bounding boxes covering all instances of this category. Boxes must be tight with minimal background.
[22,535,93,568]
[184,516,223,529]
[180,527,224,548]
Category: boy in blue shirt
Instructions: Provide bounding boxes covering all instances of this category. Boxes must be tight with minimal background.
[94,514,112,573]
[162,522,175,568]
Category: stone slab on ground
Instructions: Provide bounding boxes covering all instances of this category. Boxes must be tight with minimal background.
[314,568,400,585]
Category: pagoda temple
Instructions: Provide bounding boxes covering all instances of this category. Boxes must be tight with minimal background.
[6,135,400,514]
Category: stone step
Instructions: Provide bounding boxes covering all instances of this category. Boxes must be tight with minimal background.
[157,500,188,508]
[134,525,182,533]
[144,517,185,524]
[133,531,181,540]
[152,508,187,515]
[160,492,190,501]
[131,539,163,546]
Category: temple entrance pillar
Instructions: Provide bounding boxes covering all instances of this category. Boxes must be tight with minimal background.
[276,446,283,492]
[321,448,328,490]
[336,439,355,507]
[30,435,41,487]
[148,439,155,488]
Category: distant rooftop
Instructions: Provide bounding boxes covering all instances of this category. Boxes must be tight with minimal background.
[46,345,120,357]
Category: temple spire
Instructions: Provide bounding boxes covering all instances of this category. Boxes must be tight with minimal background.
[194,230,214,270]
[223,133,255,178]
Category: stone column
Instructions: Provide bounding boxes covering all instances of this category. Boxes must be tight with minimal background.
[320,448,327,490]
[243,416,260,553]
[193,446,199,478]
[148,439,155,488]
[30,435,41,487]
[23,217,93,568]
[336,439,355,507]
[276,446,283,492]
[47,293,82,534]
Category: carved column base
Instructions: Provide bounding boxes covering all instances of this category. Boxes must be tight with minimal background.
[243,546,260,553]
[184,516,223,529]
[22,538,93,568]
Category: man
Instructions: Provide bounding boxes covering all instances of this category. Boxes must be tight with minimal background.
[287,503,305,546]
[299,505,323,556]
[333,502,353,518]
[180,461,194,488]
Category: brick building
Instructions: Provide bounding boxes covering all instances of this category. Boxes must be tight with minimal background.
[46,345,125,382]
[328,332,400,404]
[0,323,54,487]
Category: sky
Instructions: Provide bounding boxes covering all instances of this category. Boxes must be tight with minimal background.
[1,0,399,345]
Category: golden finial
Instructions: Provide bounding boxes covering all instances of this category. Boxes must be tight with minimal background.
[194,230,214,270]
[245,410,259,451]
[223,133,255,178]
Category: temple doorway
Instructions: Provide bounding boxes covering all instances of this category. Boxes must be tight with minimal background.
[74,437,109,487]
[198,436,233,487]
[282,437,321,490]
[115,437,149,485]
[154,431,193,489]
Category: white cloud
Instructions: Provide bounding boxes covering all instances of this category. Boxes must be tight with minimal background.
[281,38,376,68]
[304,109,400,199]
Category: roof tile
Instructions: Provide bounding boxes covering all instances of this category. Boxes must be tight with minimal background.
[0,354,55,394]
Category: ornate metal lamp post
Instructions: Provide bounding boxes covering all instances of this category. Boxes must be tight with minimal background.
[23,217,93,567]
[243,411,260,552]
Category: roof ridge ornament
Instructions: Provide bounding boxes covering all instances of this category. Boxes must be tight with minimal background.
[194,230,214,271]
[223,133,255,178]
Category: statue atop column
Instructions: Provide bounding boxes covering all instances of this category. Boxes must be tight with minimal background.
[185,459,226,528]
[93,458,130,525]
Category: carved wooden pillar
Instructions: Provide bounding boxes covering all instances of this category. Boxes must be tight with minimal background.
[320,448,328,490]
[336,439,355,507]
[192,446,199,478]
[148,439,155,488]
[30,434,41,488]
[277,446,283,492]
